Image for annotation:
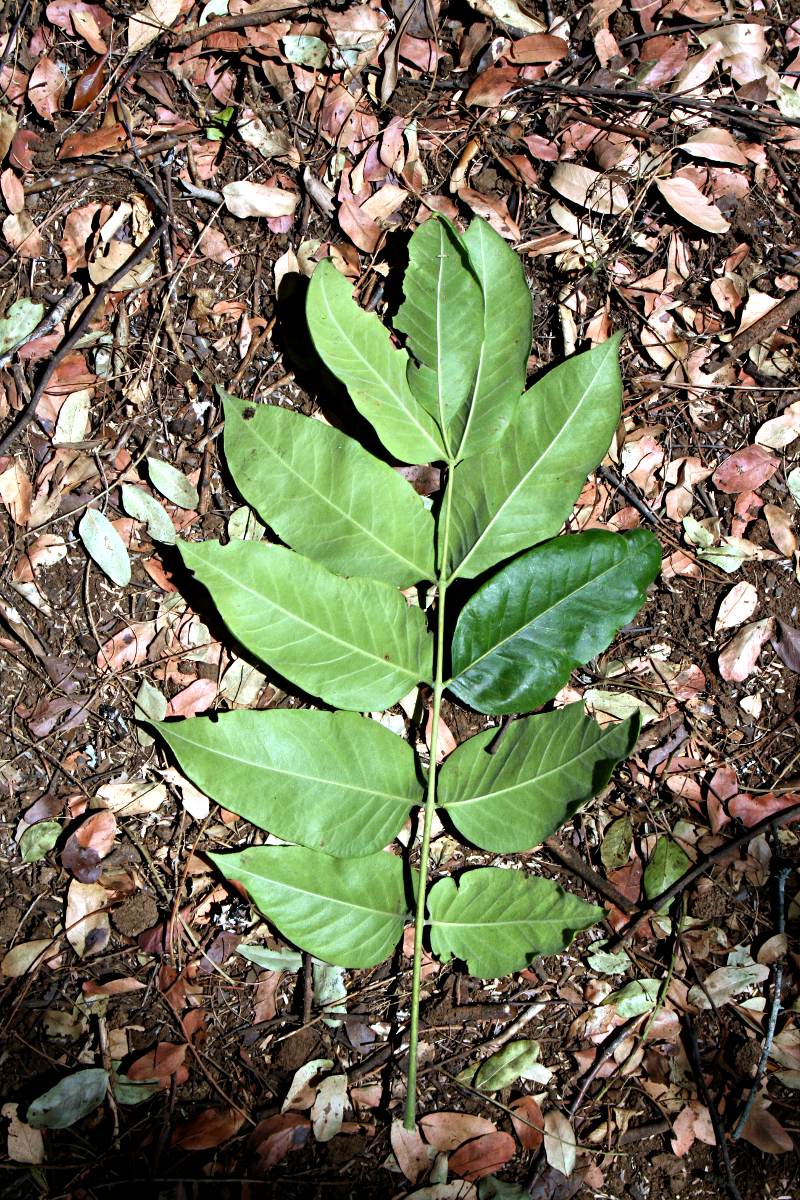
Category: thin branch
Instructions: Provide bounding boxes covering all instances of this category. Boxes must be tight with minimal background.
[682,1015,743,1200]
[171,3,311,50]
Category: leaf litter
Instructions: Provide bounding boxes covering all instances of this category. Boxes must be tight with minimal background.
[0,0,798,1197]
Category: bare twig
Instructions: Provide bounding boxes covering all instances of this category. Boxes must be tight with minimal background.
[682,1015,743,1200]
[732,863,790,1140]
[706,288,800,374]
[171,3,311,50]
[545,835,637,915]
[608,801,800,948]
[0,220,168,455]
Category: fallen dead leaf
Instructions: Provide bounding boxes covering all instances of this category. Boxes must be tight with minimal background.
[551,162,629,214]
[714,581,758,632]
[222,181,299,220]
[712,445,779,493]
[718,617,775,682]
[449,1131,516,1180]
[655,176,730,233]
[65,879,110,958]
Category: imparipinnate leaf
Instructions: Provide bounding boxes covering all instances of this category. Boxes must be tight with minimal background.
[445,338,622,580]
[438,705,638,852]
[448,529,661,714]
[27,1069,109,1129]
[427,868,603,976]
[180,541,432,711]
[211,846,411,969]
[306,259,446,464]
[454,217,532,460]
[153,709,423,857]
[147,457,199,510]
[221,392,435,586]
[121,484,177,545]
[78,508,131,586]
[644,837,690,905]
[394,216,482,458]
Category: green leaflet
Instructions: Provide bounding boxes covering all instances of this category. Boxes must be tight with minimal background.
[211,846,412,969]
[222,392,435,586]
[445,338,623,581]
[306,259,446,464]
[180,541,432,711]
[428,868,603,977]
[454,217,532,460]
[644,837,690,905]
[448,529,661,715]
[394,216,482,458]
[153,710,422,857]
[438,705,639,852]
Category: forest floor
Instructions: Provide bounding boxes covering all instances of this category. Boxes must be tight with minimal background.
[1,1,800,1198]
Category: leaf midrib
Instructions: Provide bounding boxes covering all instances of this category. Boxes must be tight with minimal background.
[240,413,431,581]
[319,271,443,460]
[442,732,608,809]
[196,553,422,682]
[163,726,413,806]
[449,543,632,684]
[237,866,404,922]
[449,342,613,581]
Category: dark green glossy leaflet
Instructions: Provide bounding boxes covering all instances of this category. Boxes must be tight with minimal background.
[427,869,603,977]
[180,541,432,711]
[453,217,532,460]
[438,704,639,853]
[448,529,661,715]
[445,338,623,581]
[221,393,435,587]
[210,846,412,970]
[305,259,446,465]
[153,710,423,858]
[393,217,482,459]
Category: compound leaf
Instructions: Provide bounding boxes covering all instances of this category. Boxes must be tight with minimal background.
[394,216,482,459]
[306,259,446,464]
[454,217,532,460]
[438,705,639,852]
[445,337,622,581]
[428,869,603,977]
[448,529,661,714]
[154,709,422,858]
[221,392,435,586]
[180,541,432,711]
[211,846,411,969]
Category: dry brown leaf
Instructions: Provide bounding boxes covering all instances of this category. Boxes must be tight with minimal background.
[420,1111,497,1151]
[0,460,32,525]
[764,504,797,557]
[755,401,800,450]
[3,212,42,258]
[1,938,61,977]
[222,181,299,220]
[543,1109,576,1177]
[171,1107,245,1151]
[740,1096,794,1154]
[128,0,182,54]
[2,1103,44,1164]
[551,163,628,214]
[61,810,117,883]
[714,581,758,632]
[65,879,110,958]
[718,617,775,682]
[508,33,567,62]
[449,1131,516,1180]
[679,127,748,166]
[27,57,66,123]
[712,444,779,493]
[249,1113,311,1172]
[391,1119,435,1182]
[510,1095,544,1151]
[655,176,730,233]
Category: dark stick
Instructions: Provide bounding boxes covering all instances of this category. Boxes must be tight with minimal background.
[682,1015,743,1200]
[545,835,637,915]
[0,0,30,104]
[171,4,312,49]
[732,864,790,1139]
[596,464,660,525]
[0,220,168,456]
[607,801,800,949]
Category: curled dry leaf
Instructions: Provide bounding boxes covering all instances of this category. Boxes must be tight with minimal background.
[712,445,779,494]
[679,127,748,166]
[222,181,299,220]
[655,176,730,234]
[718,617,775,682]
[551,163,629,215]
[764,504,797,557]
[128,0,182,54]
[714,580,758,632]
[61,810,117,883]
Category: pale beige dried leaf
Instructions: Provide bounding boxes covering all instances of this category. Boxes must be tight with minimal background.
[1,938,61,977]
[65,880,110,958]
[550,163,628,214]
[2,1103,44,1164]
[0,460,32,525]
[764,504,797,558]
[128,0,182,54]
[96,779,168,815]
[718,618,775,683]
[655,176,730,233]
[222,181,299,220]
[755,401,800,450]
[310,1074,346,1143]
[714,581,758,632]
[390,1120,436,1182]
[467,0,545,34]
[3,212,43,258]
[680,127,748,166]
[543,1109,576,1177]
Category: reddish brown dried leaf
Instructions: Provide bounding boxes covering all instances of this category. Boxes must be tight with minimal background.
[712,445,779,493]
[61,810,117,882]
[419,1111,497,1152]
[72,55,107,111]
[728,792,800,828]
[58,124,127,160]
[510,1096,544,1151]
[127,1042,188,1084]
[449,1131,516,1180]
[171,1106,245,1150]
[249,1113,311,1171]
